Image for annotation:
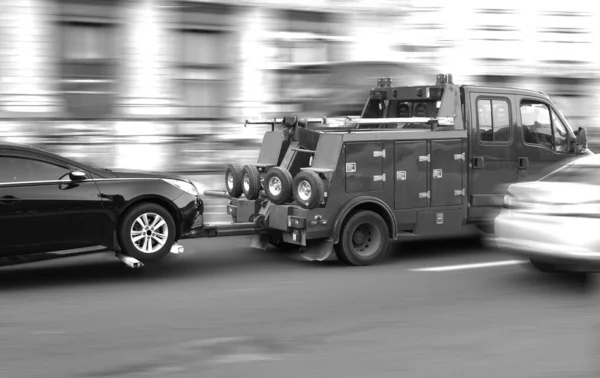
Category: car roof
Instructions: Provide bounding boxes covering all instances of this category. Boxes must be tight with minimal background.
[0,141,100,172]
[0,141,58,156]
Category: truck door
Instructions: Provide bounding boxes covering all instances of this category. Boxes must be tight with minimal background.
[516,97,576,182]
[468,93,518,220]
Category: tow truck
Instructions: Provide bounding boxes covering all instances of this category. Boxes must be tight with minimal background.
[198,74,591,266]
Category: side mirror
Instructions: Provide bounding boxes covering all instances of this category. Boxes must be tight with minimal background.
[69,171,87,181]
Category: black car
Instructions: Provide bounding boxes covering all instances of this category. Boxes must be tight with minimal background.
[0,142,204,264]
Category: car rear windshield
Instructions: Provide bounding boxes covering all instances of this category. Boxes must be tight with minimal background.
[542,165,600,185]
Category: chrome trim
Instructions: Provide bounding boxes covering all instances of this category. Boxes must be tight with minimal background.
[0,177,162,186]
[0,179,73,186]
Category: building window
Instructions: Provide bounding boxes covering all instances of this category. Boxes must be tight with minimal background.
[58,0,118,118]
[476,98,511,143]
[279,10,331,64]
[179,30,230,119]
[177,2,234,119]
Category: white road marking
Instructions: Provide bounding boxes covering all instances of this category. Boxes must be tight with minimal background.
[409,259,528,272]
[211,353,282,364]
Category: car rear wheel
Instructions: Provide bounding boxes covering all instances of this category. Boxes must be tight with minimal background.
[529,259,559,273]
[335,210,389,266]
[119,203,176,263]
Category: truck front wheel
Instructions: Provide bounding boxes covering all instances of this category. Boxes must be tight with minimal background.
[335,210,389,266]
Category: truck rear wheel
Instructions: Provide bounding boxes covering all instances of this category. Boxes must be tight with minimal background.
[242,164,261,200]
[293,171,324,209]
[225,163,244,198]
[265,167,294,205]
[335,210,389,266]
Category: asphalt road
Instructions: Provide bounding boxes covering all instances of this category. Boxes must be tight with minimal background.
[1,215,600,377]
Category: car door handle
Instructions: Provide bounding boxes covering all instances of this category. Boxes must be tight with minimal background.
[472,157,485,169]
[0,195,19,205]
[518,157,529,169]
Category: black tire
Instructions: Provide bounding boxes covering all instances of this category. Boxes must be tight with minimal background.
[225,163,244,198]
[335,210,389,266]
[242,164,261,200]
[529,259,559,273]
[264,167,294,205]
[293,171,324,209]
[118,203,176,263]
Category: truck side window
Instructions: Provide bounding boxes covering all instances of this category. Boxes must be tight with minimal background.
[520,101,565,152]
[477,98,510,142]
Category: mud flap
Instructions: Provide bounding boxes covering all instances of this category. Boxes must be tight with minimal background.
[300,240,335,262]
[250,233,270,250]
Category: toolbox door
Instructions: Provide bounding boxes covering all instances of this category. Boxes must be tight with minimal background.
[394,141,428,209]
[430,139,465,207]
[345,142,384,193]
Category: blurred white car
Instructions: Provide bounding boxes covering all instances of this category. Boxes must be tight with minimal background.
[494,153,600,272]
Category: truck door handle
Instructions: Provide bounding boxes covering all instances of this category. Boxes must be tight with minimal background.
[0,195,19,205]
[472,157,485,169]
[518,157,529,169]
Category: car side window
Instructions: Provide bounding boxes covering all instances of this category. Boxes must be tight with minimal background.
[477,98,511,142]
[520,100,568,153]
[0,156,71,183]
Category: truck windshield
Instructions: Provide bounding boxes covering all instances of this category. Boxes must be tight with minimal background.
[541,165,600,185]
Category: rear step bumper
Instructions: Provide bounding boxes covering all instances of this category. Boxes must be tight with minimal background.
[182,222,259,239]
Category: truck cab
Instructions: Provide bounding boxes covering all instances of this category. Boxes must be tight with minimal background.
[210,74,590,266]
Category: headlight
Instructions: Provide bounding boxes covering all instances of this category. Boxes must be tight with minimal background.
[503,194,514,208]
[162,179,199,196]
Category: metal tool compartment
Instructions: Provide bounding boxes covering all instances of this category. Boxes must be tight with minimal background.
[430,139,465,207]
[345,142,384,193]
[415,209,463,234]
[394,140,428,210]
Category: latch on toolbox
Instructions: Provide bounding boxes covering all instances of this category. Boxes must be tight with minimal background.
[373,173,386,182]
[453,188,466,197]
[419,191,430,199]
[418,154,430,162]
[373,150,386,158]
[454,153,465,161]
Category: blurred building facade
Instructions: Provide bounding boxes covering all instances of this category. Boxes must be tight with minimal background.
[0,0,599,172]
